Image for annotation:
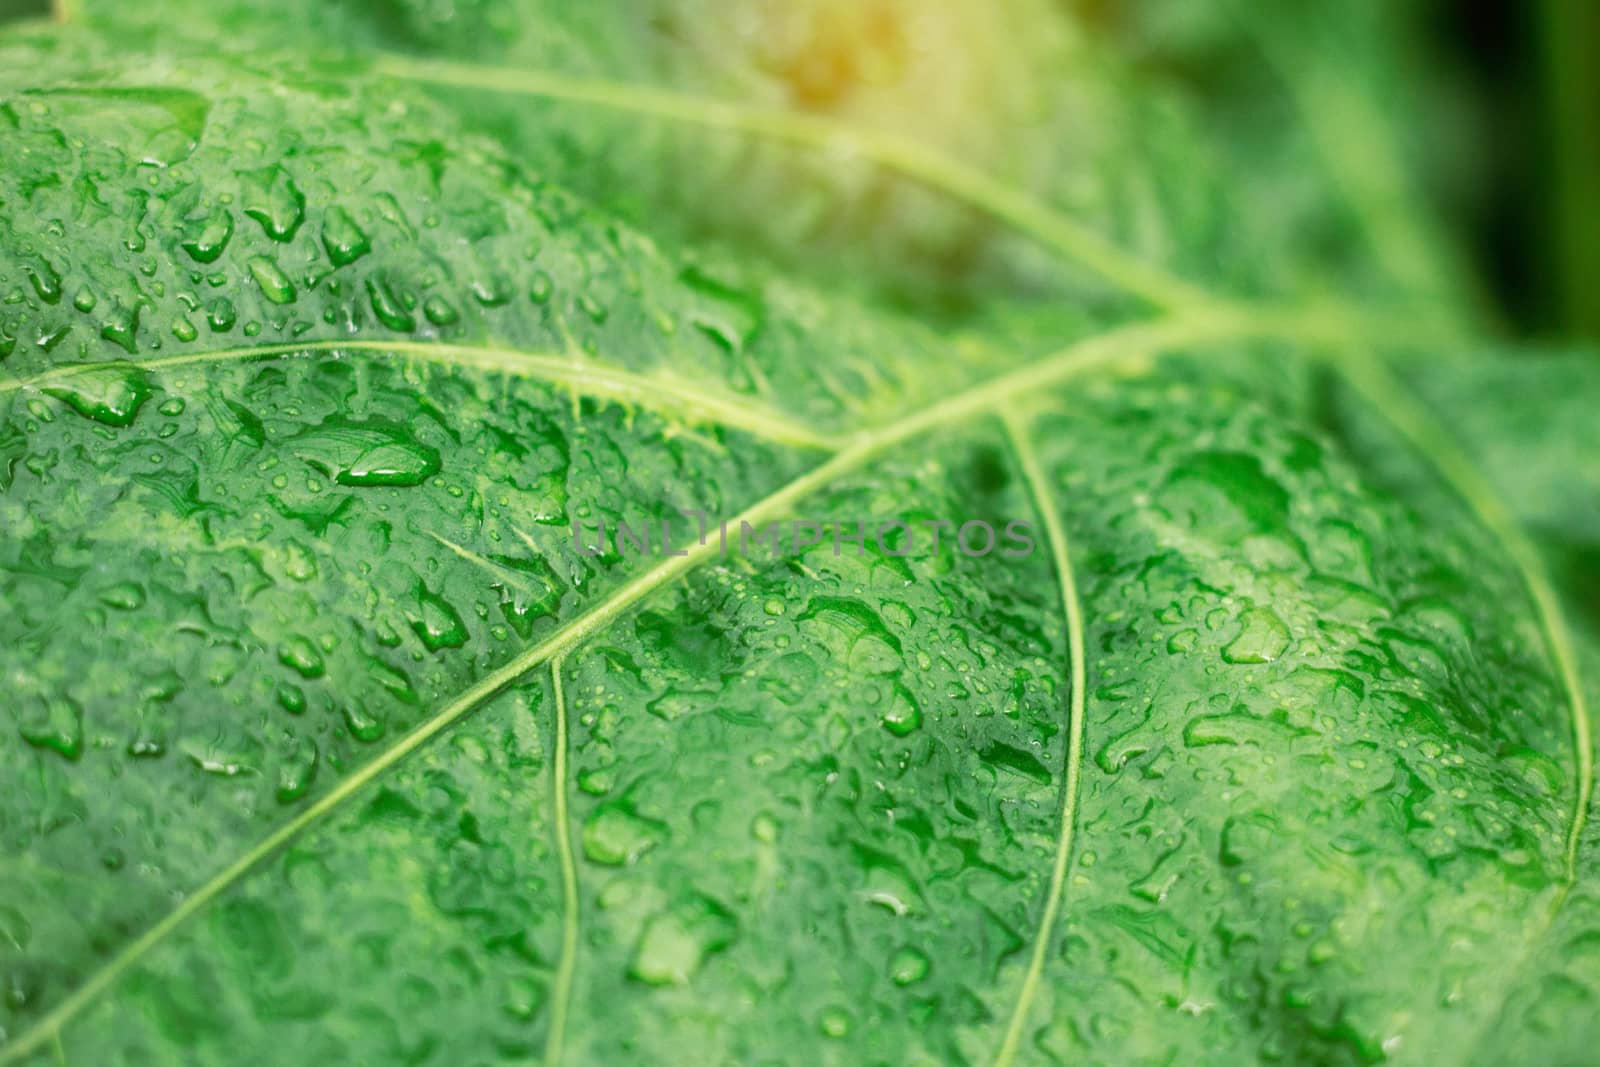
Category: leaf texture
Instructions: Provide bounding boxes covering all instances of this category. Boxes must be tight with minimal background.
[0,5,1595,1067]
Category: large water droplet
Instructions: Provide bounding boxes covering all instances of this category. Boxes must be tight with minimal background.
[410,586,467,651]
[366,276,416,332]
[320,206,370,267]
[41,363,154,427]
[239,164,306,242]
[181,210,234,263]
[582,806,665,866]
[287,416,440,487]
[1223,609,1291,664]
[247,256,296,305]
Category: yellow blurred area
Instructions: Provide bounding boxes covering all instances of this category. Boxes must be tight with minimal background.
[668,0,1074,165]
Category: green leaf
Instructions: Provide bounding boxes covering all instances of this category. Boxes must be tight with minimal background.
[55,0,1339,309]
[1411,351,1600,547]
[1,7,1595,1067]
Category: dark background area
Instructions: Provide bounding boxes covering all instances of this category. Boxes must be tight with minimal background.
[0,0,45,22]
[1,0,1593,343]
[1432,0,1600,344]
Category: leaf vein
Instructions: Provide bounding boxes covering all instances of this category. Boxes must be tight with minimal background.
[991,412,1089,1067]
[0,339,833,451]
[545,657,580,1067]
[372,55,1209,311]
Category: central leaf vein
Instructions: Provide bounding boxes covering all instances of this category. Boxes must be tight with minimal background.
[990,412,1089,1067]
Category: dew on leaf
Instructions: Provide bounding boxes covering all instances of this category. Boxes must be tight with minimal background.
[320,205,370,266]
[628,900,735,987]
[181,210,234,263]
[409,586,467,651]
[277,634,325,679]
[19,698,84,761]
[100,303,142,353]
[247,256,296,305]
[1223,608,1291,664]
[25,259,61,303]
[239,164,305,241]
[41,362,153,426]
[582,806,664,866]
[366,276,416,332]
[98,581,146,609]
[818,1006,854,1038]
[287,416,441,487]
[342,703,384,742]
[889,946,930,986]
[276,738,319,802]
[422,294,459,326]
[207,297,236,332]
[879,684,922,736]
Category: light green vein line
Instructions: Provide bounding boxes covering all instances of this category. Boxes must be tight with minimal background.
[426,531,547,598]
[372,54,1209,312]
[0,339,833,451]
[0,310,1303,1065]
[545,658,580,1067]
[1331,351,1592,881]
[992,412,1088,1067]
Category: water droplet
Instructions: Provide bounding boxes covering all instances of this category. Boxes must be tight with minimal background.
[99,581,146,609]
[818,1006,854,1038]
[100,303,142,354]
[341,703,384,741]
[1184,707,1312,748]
[471,275,512,307]
[42,363,153,426]
[1223,609,1290,664]
[287,416,440,487]
[422,295,459,326]
[979,740,1052,784]
[502,977,544,1021]
[247,256,296,305]
[278,635,325,679]
[239,164,306,242]
[628,899,735,986]
[320,205,370,266]
[880,683,922,736]
[1167,628,1198,653]
[25,259,61,304]
[582,806,664,866]
[888,946,929,986]
[276,738,319,802]
[19,698,84,761]
[181,210,234,263]
[410,587,467,651]
[283,541,317,582]
[366,276,416,332]
[207,297,237,333]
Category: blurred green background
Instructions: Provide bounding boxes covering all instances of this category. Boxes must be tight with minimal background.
[2,0,1594,342]
[1067,0,1600,344]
